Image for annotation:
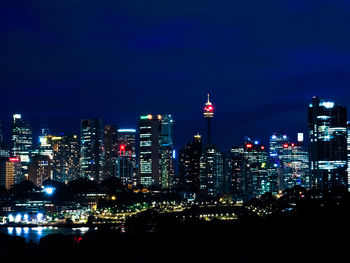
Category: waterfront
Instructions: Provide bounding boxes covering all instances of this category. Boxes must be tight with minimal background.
[0,226,91,244]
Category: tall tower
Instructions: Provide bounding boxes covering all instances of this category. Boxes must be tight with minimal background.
[308,97,348,191]
[203,93,214,145]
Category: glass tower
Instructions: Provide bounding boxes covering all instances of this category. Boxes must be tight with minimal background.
[308,97,348,191]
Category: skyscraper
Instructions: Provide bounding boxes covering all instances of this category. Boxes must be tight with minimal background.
[52,134,80,183]
[11,114,32,182]
[269,133,310,191]
[179,134,202,194]
[138,115,161,188]
[308,97,348,191]
[80,119,104,182]
[103,125,117,179]
[28,154,52,186]
[116,129,137,186]
[199,145,224,197]
[242,139,270,198]
[0,121,9,157]
[159,114,175,189]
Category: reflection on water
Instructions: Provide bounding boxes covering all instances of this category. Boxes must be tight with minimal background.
[1,226,91,244]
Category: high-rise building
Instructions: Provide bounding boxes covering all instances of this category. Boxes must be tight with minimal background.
[116,129,137,186]
[242,139,270,198]
[269,133,310,191]
[103,125,118,179]
[11,114,32,182]
[179,134,202,194]
[28,154,52,186]
[199,145,224,197]
[80,119,104,182]
[159,114,175,189]
[308,97,348,190]
[138,115,161,187]
[0,157,22,189]
[226,146,247,201]
[38,135,54,160]
[52,134,80,183]
[0,121,9,157]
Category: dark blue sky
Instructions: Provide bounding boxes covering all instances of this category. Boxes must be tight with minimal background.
[1,0,350,151]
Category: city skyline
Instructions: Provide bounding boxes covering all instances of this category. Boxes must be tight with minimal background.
[0,94,325,152]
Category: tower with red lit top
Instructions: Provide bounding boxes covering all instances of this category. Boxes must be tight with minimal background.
[203,93,214,145]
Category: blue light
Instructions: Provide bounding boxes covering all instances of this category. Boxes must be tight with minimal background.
[44,186,55,195]
[172,150,176,159]
[254,140,259,145]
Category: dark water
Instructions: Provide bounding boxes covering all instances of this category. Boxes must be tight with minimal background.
[0,226,92,244]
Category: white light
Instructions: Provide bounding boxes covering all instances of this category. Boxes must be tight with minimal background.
[44,187,55,195]
[15,214,21,223]
[13,114,21,119]
[320,102,334,108]
[8,214,14,222]
[298,133,304,142]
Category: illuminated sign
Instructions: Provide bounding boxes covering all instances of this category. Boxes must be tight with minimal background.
[246,143,253,148]
[283,144,289,148]
[298,133,304,142]
[9,157,20,162]
[118,129,136,133]
[140,115,152,120]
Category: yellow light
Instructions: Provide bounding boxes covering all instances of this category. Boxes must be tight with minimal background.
[157,115,162,120]
[111,196,116,200]
[147,114,152,119]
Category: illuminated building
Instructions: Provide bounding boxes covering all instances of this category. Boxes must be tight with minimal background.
[80,119,104,182]
[138,115,161,187]
[6,157,22,189]
[11,114,32,182]
[0,121,9,157]
[28,154,52,186]
[242,139,270,197]
[199,145,224,197]
[115,144,135,186]
[116,129,137,186]
[103,125,117,179]
[308,97,348,190]
[38,135,54,160]
[226,146,247,201]
[52,134,80,183]
[203,93,214,145]
[159,114,175,189]
[269,133,310,191]
[179,134,202,195]
[0,157,22,189]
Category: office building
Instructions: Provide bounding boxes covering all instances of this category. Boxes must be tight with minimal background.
[179,134,202,194]
[52,134,80,183]
[11,114,32,182]
[80,119,104,182]
[138,115,161,187]
[28,154,52,186]
[308,97,348,190]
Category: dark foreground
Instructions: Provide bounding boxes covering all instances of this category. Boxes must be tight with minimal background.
[1,191,349,263]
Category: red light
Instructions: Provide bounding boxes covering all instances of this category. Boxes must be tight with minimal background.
[9,157,20,162]
[120,145,125,151]
[205,106,213,112]
[291,143,295,147]
[246,143,253,148]
[283,144,289,148]
[261,146,265,150]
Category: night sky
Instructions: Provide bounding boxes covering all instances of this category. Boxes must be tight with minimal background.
[1,1,350,151]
